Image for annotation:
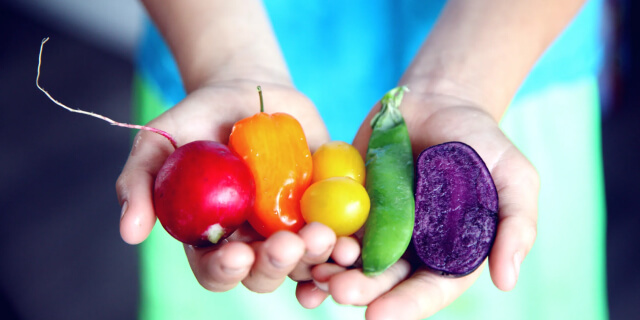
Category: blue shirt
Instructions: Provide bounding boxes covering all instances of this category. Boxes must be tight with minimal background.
[137,0,603,142]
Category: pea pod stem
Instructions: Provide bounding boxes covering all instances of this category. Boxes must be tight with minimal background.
[362,86,415,276]
[370,86,408,130]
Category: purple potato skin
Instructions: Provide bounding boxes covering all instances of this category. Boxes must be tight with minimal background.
[412,142,498,276]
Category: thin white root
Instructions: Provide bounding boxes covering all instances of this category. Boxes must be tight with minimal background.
[36,37,178,149]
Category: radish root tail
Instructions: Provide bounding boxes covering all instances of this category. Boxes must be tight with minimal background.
[36,37,178,149]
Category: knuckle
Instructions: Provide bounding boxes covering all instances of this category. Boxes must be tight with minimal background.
[288,263,312,282]
[114,172,129,204]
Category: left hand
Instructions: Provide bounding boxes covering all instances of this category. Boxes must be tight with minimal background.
[116,81,335,294]
[296,90,540,319]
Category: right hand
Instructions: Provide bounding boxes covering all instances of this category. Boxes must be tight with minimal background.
[298,90,540,319]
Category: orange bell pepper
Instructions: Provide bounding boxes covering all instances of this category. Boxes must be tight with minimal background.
[228,87,312,237]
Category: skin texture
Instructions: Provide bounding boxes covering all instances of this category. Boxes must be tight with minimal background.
[117,0,585,319]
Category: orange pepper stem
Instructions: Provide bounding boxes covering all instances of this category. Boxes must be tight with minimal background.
[257,86,265,113]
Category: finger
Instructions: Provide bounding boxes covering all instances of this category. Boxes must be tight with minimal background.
[311,262,348,292]
[327,260,412,306]
[365,265,484,320]
[289,222,336,281]
[242,231,305,293]
[488,147,539,291]
[185,241,255,292]
[331,236,361,267]
[116,131,173,244]
[295,281,330,309]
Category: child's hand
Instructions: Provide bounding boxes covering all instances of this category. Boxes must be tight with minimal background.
[298,91,540,319]
[116,81,333,293]
[185,221,337,293]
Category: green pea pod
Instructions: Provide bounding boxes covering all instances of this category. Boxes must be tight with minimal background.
[362,86,415,276]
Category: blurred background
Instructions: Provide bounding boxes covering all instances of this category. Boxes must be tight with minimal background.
[0,0,638,319]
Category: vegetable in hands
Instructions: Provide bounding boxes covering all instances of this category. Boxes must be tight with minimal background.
[154,141,255,247]
[228,87,313,238]
[301,177,370,237]
[301,141,369,236]
[311,141,365,185]
[361,86,415,276]
[412,142,498,276]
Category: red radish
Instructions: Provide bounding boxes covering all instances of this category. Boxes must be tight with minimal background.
[154,141,255,246]
[36,37,254,246]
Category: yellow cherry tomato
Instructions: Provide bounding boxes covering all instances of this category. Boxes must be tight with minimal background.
[300,177,370,236]
[312,141,365,185]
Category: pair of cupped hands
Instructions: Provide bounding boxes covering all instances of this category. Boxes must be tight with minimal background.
[116,80,539,320]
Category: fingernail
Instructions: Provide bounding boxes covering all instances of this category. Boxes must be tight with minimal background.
[513,251,523,281]
[120,201,128,221]
[313,279,329,292]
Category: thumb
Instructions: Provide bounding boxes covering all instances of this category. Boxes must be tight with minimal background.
[487,146,540,291]
[116,130,174,244]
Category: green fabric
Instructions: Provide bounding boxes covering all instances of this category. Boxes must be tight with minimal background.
[502,77,607,320]
[132,74,607,319]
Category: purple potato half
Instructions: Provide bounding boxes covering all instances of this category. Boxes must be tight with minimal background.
[412,141,498,276]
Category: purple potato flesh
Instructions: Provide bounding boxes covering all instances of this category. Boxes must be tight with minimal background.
[412,142,498,276]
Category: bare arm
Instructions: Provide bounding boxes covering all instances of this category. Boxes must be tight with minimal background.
[141,0,291,92]
[403,0,585,120]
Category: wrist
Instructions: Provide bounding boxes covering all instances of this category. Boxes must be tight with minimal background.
[143,0,291,93]
[400,73,504,123]
[198,62,293,91]
[176,29,292,92]
[398,0,585,122]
